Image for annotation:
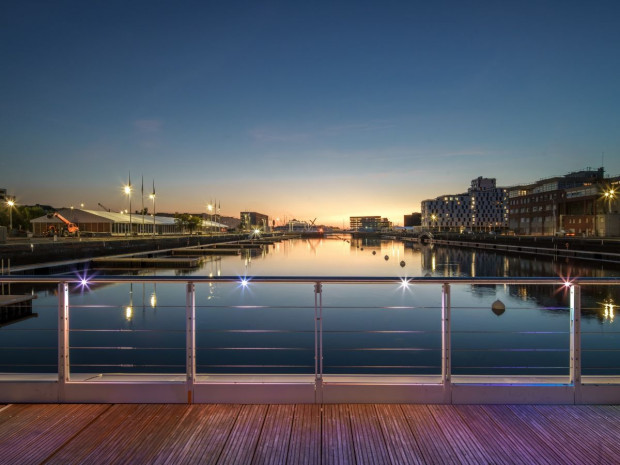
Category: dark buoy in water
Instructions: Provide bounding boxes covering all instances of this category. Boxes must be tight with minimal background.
[372,251,376,255]
[360,247,364,251]
[424,272,431,277]
[400,260,406,267]
[384,255,389,261]
[491,299,506,316]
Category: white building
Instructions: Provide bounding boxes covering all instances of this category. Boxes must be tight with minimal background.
[421,177,508,231]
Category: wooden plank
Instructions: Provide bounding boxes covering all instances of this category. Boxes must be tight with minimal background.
[0,404,108,465]
[481,405,566,464]
[427,405,496,465]
[287,404,321,465]
[349,404,391,465]
[170,404,241,465]
[554,406,620,457]
[374,404,426,465]
[322,404,355,465]
[400,405,461,464]
[216,404,268,465]
[251,404,294,465]
[107,404,187,464]
[534,405,620,463]
[44,404,150,464]
[508,405,599,465]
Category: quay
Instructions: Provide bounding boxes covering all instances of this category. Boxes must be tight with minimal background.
[0,403,618,464]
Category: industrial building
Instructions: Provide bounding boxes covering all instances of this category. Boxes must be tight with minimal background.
[30,208,180,236]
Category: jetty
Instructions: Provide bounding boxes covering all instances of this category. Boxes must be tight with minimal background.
[0,294,37,327]
[91,257,200,269]
[172,248,241,256]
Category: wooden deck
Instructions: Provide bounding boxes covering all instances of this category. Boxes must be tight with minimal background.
[0,403,618,464]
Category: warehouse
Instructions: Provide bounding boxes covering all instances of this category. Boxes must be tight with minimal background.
[30,208,179,236]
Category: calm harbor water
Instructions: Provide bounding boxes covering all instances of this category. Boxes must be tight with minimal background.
[2,236,619,377]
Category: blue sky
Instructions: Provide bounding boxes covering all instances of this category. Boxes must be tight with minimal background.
[2,1,619,225]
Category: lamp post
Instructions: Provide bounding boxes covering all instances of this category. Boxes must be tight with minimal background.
[604,188,617,213]
[207,204,213,234]
[7,199,15,232]
[149,192,156,237]
[124,184,132,236]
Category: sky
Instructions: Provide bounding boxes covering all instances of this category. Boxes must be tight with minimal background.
[2,1,619,226]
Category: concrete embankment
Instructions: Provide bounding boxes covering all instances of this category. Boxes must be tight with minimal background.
[0,234,251,269]
[407,234,620,264]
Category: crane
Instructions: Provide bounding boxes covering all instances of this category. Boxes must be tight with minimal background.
[46,212,79,236]
[98,203,111,212]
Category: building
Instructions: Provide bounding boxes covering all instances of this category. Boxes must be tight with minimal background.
[506,167,616,236]
[421,177,508,231]
[240,212,269,231]
[217,216,241,230]
[404,213,422,227]
[30,208,180,236]
[349,216,392,232]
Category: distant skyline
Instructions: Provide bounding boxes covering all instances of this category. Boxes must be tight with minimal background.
[2,1,619,226]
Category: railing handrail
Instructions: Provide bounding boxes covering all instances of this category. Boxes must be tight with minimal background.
[1,275,619,285]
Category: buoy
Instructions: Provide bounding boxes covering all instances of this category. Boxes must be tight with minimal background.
[372,251,376,255]
[400,261,406,267]
[360,247,364,251]
[384,255,389,261]
[424,272,431,277]
[491,299,506,316]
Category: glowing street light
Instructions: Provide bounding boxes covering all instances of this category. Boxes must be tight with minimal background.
[604,188,617,213]
[149,193,156,237]
[430,214,437,231]
[207,204,214,234]
[124,174,132,236]
[6,199,15,232]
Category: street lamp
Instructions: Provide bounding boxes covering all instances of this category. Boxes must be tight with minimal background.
[124,184,132,235]
[7,199,15,232]
[149,192,156,237]
[207,204,213,234]
[604,188,617,213]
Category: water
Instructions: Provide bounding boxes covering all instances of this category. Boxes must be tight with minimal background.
[2,237,619,377]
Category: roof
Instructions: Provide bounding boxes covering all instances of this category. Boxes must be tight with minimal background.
[31,208,176,225]
[30,208,228,228]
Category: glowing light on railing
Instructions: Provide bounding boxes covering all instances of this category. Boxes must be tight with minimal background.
[125,306,133,320]
[150,293,157,308]
[399,278,411,290]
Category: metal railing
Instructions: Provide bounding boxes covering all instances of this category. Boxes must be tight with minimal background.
[1,275,619,404]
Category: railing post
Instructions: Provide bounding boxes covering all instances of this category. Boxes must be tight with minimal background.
[186,282,196,404]
[314,282,323,403]
[441,283,451,392]
[58,282,70,401]
[570,284,581,400]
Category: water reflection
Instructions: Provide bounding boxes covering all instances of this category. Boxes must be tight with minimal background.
[3,237,620,376]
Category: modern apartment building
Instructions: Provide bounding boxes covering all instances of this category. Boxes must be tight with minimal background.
[421,177,508,231]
